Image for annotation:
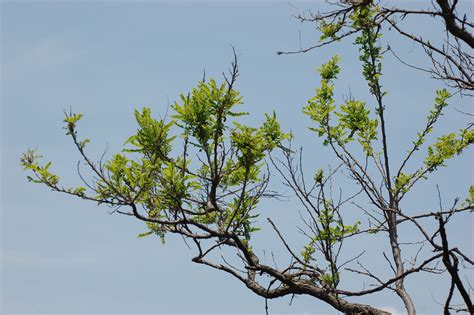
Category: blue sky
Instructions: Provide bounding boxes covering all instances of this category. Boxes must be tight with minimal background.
[1,1,472,314]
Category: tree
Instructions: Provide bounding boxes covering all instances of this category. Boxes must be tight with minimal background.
[21,2,472,314]
[278,0,473,94]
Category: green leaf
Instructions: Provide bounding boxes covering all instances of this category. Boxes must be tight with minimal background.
[137,231,154,238]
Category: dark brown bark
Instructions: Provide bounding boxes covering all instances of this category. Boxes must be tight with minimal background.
[438,216,473,313]
[436,0,474,48]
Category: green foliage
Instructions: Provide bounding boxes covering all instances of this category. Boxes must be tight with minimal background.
[314,168,324,185]
[304,56,378,153]
[315,202,360,245]
[303,56,340,145]
[321,272,340,287]
[222,112,290,188]
[124,107,175,159]
[231,124,267,166]
[225,191,261,243]
[22,76,292,247]
[394,172,412,194]
[172,78,244,149]
[301,200,360,265]
[467,185,474,205]
[416,91,473,174]
[338,100,371,136]
[20,16,471,303]
[432,89,450,119]
[424,129,473,171]
[20,149,60,186]
[337,99,378,154]
[391,89,454,197]
[352,5,384,99]
[137,231,154,238]
[221,159,259,187]
[143,209,166,243]
[158,159,200,209]
[412,89,450,150]
[319,55,341,81]
[73,187,86,196]
[318,19,343,41]
[308,14,470,207]
[262,111,291,149]
[63,112,84,136]
[231,116,289,167]
[194,210,218,225]
[94,154,160,201]
[350,4,378,29]
[301,240,317,264]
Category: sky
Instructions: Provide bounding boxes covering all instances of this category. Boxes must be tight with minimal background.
[1,1,473,314]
